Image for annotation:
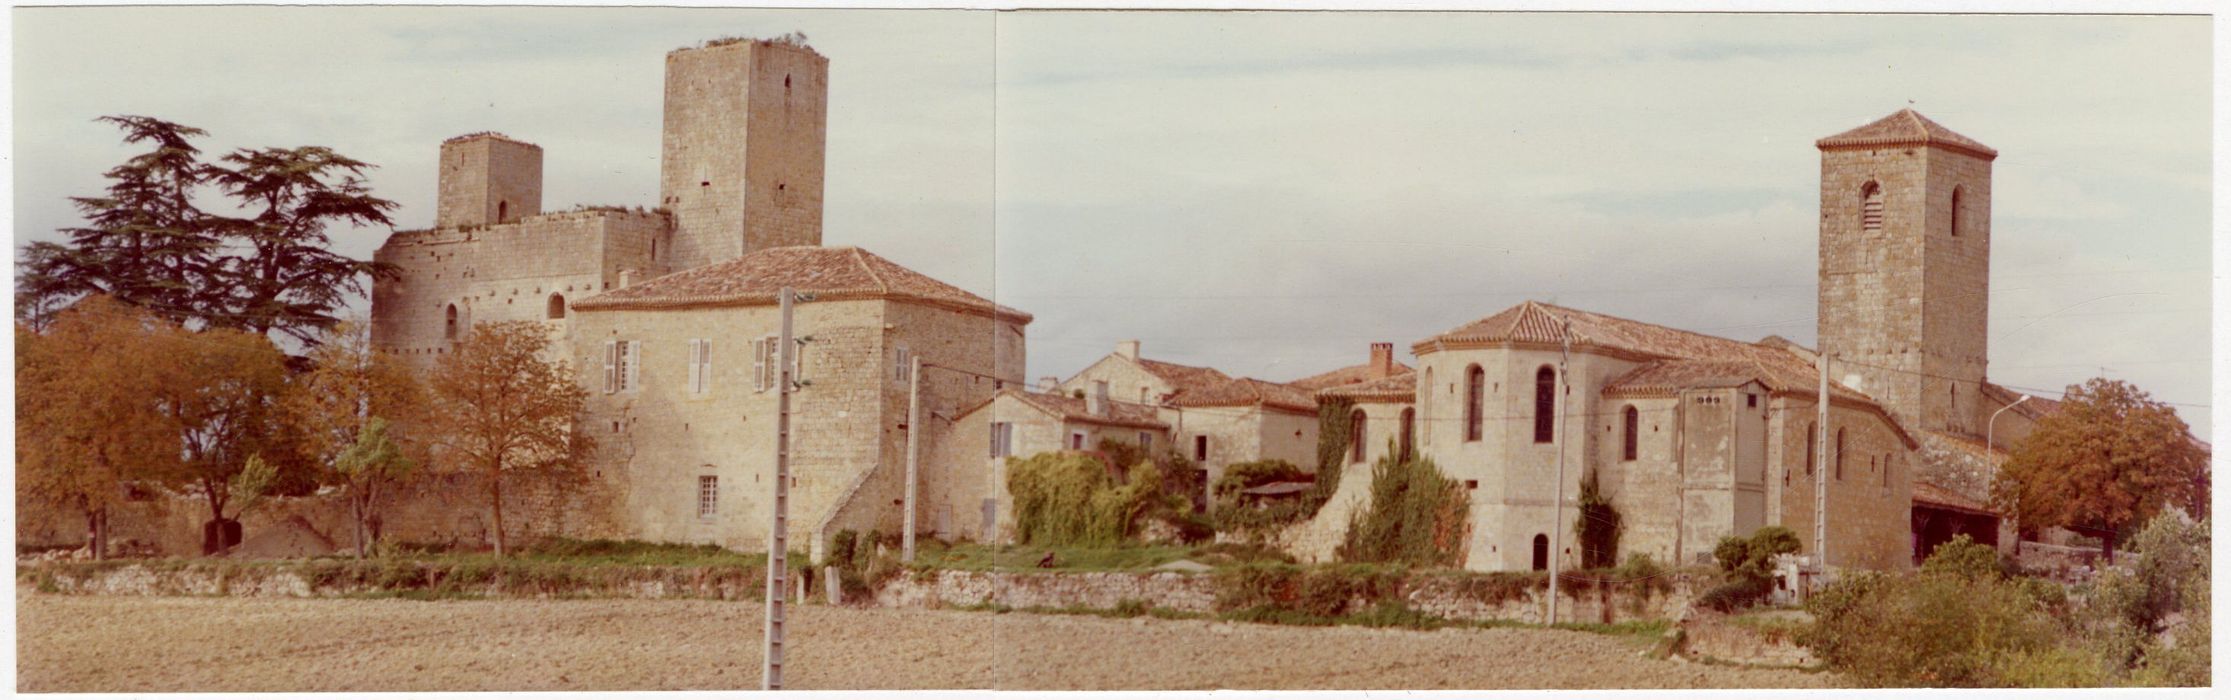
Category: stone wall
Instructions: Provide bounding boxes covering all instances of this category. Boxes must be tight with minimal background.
[1681,612,1816,668]
[436,134,544,229]
[1769,398,1915,571]
[874,569,1688,626]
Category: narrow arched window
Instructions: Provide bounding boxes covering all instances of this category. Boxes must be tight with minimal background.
[1861,181,1884,232]
[1949,186,1964,237]
[1465,365,1485,442]
[1622,405,1639,461]
[498,200,509,223]
[1350,408,1368,463]
[1533,365,1556,444]
[444,304,459,340]
[547,294,567,320]
[1835,428,1847,480]
[1531,534,1550,571]
[1399,408,1416,462]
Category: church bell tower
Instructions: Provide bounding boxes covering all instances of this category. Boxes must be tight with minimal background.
[1816,109,1996,436]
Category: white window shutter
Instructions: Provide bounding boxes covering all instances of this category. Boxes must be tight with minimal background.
[602,340,617,394]
[686,340,702,394]
[625,341,641,393]
[701,339,713,393]
[753,337,769,392]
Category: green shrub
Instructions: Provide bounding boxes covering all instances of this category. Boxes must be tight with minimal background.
[1801,543,2089,687]
[1574,470,1621,569]
[1008,452,1160,546]
[1337,454,1469,567]
[1211,460,1308,504]
[1697,577,1770,613]
[1920,535,2003,582]
[830,530,859,568]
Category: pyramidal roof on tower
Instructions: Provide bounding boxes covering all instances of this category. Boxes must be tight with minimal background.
[1815,109,1998,160]
[573,246,1031,323]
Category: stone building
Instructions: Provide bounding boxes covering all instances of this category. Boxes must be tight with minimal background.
[934,385,1170,542]
[1271,109,2062,574]
[360,37,1036,560]
[1056,341,1321,493]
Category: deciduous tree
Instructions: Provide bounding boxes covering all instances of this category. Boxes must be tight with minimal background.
[286,320,425,557]
[15,296,182,558]
[149,322,298,553]
[427,321,592,558]
[1992,378,2208,562]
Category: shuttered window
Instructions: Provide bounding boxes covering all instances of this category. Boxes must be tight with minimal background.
[687,339,712,395]
[754,336,776,392]
[602,340,618,394]
[990,422,1014,458]
[1861,181,1884,232]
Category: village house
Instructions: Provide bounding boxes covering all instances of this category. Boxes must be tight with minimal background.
[931,383,1169,542]
[1054,341,1322,494]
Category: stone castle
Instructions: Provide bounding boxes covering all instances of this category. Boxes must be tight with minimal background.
[22,38,2062,574]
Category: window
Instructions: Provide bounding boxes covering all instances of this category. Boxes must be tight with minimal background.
[1949,186,1963,237]
[1533,365,1556,444]
[1883,453,1893,495]
[1531,534,1550,571]
[1622,405,1639,461]
[1138,432,1154,452]
[894,345,913,382]
[546,294,566,320]
[687,339,713,395]
[990,422,1014,458]
[1194,435,1210,462]
[444,304,459,340]
[697,475,718,519]
[498,200,509,223]
[1465,365,1485,442]
[1835,428,1846,481]
[1069,431,1087,450]
[754,336,779,392]
[602,340,640,393]
[1398,408,1415,462]
[1350,408,1368,463]
[1746,394,1757,409]
[1861,181,1884,232]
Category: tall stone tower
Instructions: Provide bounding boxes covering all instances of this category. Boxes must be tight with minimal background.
[1816,109,1996,436]
[437,133,543,228]
[659,38,829,271]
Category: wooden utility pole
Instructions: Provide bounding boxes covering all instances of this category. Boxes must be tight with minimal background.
[764,287,798,690]
[1548,315,1572,626]
[902,354,923,563]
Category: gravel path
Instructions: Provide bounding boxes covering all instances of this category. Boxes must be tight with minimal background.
[18,594,1840,691]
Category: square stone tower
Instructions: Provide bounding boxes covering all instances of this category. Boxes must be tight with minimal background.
[437,133,543,228]
[659,38,829,271]
[1816,109,1996,436]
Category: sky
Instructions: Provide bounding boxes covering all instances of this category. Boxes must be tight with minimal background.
[11,8,2214,437]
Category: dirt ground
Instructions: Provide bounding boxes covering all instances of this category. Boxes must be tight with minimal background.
[17,594,1841,691]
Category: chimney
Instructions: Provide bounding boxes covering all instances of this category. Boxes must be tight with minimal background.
[1039,376,1060,393]
[1116,340,1141,361]
[1370,342,1395,379]
[1089,380,1110,417]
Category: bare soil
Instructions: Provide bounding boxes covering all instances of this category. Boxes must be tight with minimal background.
[18,594,1840,691]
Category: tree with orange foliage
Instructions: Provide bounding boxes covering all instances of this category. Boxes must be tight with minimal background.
[287,320,426,557]
[1993,377,2209,563]
[426,321,591,558]
[147,321,297,553]
[15,296,181,558]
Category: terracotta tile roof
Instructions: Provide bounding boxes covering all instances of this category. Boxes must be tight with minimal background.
[1604,358,1867,402]
[1317,372,1417,403]
[572,246,1032,323]
[1913,479,1997,516]
[1290,361,1414,391]
[1133,358,1232,397]
[1422,301,1843,387]
[960,389,1167,430]
[1170,377,1318,413]
[1816,109,1998,160]
[1980,382,2061,422]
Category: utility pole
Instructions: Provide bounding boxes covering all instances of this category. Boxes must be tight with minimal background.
[902,354,924,563]
[1548,315,1572,626]
[1815,351,1831,575]
[764,286,799,691]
